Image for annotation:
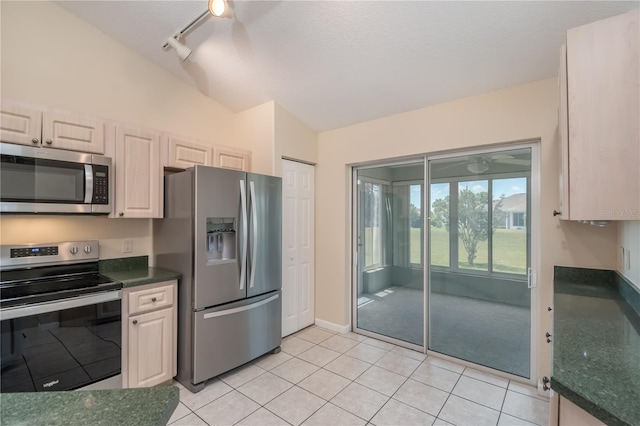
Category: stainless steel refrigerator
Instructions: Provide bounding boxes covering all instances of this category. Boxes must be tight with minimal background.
[154,166,282,393]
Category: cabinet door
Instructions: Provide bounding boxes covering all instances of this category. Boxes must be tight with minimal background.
[167,136,212,169]
[42,110,105,154]
[115,126,162,218]
[0,102,42,146]
[557,45,570,220]
[127,308,173,388]
[567,9,639,220]
[213,145,252,171]
[559,396,606,426]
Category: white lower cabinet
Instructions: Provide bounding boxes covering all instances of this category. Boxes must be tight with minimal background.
[555,396,606,426]
[122,280,177,388]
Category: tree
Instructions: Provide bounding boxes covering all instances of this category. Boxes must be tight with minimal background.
[431,189,503,266]
[409,204,421,228]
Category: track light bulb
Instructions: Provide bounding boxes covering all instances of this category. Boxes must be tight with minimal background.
[209,0,226,17]
[166,36,192,62]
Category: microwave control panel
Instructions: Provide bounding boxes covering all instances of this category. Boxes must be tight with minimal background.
[92,165,109,204]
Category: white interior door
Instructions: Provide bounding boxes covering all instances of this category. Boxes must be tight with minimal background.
[282,159,315,337]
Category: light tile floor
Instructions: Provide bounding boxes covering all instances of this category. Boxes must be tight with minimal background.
[168,326,549,426]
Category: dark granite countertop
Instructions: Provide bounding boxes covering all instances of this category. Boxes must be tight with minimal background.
[0,386,179,426]
[99,256,180,289]
[102,267,181,289]
[552,270,640,426]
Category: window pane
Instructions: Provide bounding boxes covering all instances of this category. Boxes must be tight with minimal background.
[363,182,382,267]
[430,183,449,267]
[457,181,488,271]
[492,178,527,274]
[410,184,422,265]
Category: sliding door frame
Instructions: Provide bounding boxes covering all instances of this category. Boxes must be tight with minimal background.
[349,139,540,385]
[424,140,540,385]
[351,159,425,351]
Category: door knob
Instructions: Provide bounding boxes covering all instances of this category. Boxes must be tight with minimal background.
[119,212,124,217]
[132,319,138,325]
[151,297,157,302]
[45,139,52,145]
[32,138,39,144]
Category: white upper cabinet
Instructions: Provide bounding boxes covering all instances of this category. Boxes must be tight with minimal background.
[113,125,162,218]
[164,135,213,169]
[559,9,640,221]
[213,145,252,171]
[0,100,105,154]
[0,102,42,146]
[42,110,105,154]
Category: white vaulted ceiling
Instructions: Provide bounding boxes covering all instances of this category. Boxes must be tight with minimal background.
[56,1,637,132]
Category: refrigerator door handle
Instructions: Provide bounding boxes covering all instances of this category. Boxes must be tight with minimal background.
[202,294,279,319]
[239,179,248,291]
[249,181,258,289]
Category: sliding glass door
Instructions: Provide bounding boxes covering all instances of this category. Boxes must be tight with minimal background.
[354,162,424,347]
[351,144,538,380]
[428,146,534,378]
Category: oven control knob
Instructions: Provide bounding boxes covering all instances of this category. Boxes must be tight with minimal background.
[70,246,79,255]
[84,246,92,254]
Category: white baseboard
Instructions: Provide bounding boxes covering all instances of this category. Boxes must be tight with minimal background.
[315,318,350,333]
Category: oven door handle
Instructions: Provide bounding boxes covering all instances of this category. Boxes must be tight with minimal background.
[0,290,121,321]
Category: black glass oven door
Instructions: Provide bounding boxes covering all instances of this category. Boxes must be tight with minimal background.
[0,293,121,392]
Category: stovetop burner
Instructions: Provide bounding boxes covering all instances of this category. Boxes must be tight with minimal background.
[0,241,122,308]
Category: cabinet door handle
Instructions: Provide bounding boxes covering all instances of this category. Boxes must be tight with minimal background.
[132,319,138,325]
[553,210,562,217]
[45,139,52,145]
[32,138,39,144]
[151,297,157,302]
[119,212,124,217]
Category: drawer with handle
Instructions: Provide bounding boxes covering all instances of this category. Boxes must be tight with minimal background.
[128,282,174,315]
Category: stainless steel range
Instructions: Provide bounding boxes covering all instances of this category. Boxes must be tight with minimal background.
[0,240,122,392]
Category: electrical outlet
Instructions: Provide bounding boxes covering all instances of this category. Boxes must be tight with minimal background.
[123,239,133,254]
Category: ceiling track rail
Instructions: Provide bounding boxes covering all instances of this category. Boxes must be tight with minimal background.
[161,8,209,49]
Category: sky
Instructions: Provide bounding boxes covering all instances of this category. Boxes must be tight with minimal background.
[410,177,527,208]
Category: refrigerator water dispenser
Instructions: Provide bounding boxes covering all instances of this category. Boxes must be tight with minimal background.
[206,218,236,262]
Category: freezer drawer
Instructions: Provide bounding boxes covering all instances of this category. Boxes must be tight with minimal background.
[192,291,281,385]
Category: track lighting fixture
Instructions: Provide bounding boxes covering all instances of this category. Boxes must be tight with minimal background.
[161,0,230,58]
[208,0,227,17]
[166,36,192,62]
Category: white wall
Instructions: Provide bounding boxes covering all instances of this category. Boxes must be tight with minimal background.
[234,101,319,177]
[274,103,318,176]
[316,78,619,379]
[0,0,236,259]
[618,221,640,288]
[235,101,275,176]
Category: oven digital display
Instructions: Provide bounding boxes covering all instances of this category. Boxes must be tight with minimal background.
[10,246,58,258]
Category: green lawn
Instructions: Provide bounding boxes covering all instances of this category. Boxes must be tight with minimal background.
[364,226,527,275]
[421,227,526,275]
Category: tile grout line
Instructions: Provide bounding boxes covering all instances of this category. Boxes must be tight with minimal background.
[433,365,467,423]
[363,356,417,424]
[177,327,546,426]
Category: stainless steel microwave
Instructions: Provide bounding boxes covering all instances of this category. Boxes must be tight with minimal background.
[0,143,112,214]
